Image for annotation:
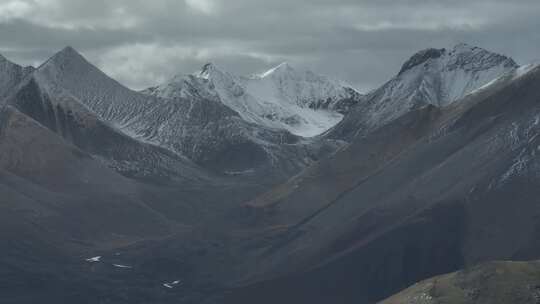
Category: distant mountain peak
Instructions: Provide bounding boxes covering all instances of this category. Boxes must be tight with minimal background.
[56,46,84,60]
[452,42,475,50]
[200,62,215,72]
[146,60,359,137]
[60,45,78,54]
[331,43,520,139]
[41,46,88,70]
[197,62,231,80]
[257,62,295,78]
[399,43,517,76]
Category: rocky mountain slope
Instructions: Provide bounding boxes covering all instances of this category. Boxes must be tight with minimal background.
[5,76,212,183]
[223,59,540,304]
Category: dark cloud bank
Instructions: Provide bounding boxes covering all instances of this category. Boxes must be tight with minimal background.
[1,0,539,91]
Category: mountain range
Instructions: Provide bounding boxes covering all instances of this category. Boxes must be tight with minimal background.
[1,43,539,304]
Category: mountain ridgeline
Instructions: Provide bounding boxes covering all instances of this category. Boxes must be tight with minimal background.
[1,43,539,304]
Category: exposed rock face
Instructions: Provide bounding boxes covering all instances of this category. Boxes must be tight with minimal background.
[398,48,446,75]
[0,54,34,101]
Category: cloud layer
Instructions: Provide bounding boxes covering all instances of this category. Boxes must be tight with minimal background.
[1,0,539,91]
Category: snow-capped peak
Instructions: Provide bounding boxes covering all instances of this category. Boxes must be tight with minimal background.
[399,43,516,77]
[146,62,361,137]
[351,43,519,130]
[398,43,518,105]
[198,62,219,79]
[40,46,86,69]
[398,48,446,76]
[243,62,361,112]
[257,62,294,78]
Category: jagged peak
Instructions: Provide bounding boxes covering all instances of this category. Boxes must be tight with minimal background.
[446,43,497,57]
[200,62,215,72]
[398,43,517,76]
[445,43,518,71]
[451,42,476,51]
[55,46,85,60]
[196,62,229,80]
[448,42,501,56]
[398,48,446,75]
[162,63,218,83]
[39,46,88,70]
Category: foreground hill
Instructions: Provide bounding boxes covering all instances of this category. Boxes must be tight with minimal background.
[380,260,540,304]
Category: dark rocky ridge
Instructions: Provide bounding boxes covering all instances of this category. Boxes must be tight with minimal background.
[398,48,446,75]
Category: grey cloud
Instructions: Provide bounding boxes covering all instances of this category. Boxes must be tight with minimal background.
[0,0,539,90]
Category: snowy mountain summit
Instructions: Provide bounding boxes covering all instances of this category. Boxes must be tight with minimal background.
[391,43,518,106]
[145,62,361,137]
[367,43,517,124]
[329,43,519,139]
[245,62,359,112]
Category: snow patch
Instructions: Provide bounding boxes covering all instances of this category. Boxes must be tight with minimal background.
[85,256,101,262]
[163,280,182,289]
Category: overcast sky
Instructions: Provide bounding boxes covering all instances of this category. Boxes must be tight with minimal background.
[1,0,539,91]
